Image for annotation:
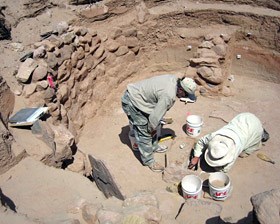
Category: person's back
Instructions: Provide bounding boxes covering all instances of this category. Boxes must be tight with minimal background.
[127,74,177,115]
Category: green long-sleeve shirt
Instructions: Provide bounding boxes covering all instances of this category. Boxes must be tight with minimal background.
[127,75,177,131]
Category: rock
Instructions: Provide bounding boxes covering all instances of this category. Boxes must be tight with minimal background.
[126,37,139,48]
[0,76,15,122]
[0,120,16,175]
[94,44,105,59]
[40,39,56,52]
[23,83,37,97]
[122,215,147,224]
[204,34,214,41]
[136,1,149,24]
[43,87,56,103]
[59,44,74,64]
[81,203,102,224]
[105,39,120,52]
[61,32,76,45]
[92,35,102,47]
[55,21,69,35]
[220,33,231,42]
[46,52,57,69]
[83,54,95,71]
[130,46,140,54]
[16,58,38,83]
[123,192,158,208]
[176,200,222,223]
[189,58,219,67]
[52,124,75,167]
[74,27,88,36]
[110,27,122,40]
[79,32,92,44]
[57,84,69,104]
[76,59,84,70]
[97,209,123,224]
[197,48,218,59]
[79,4,109,20]
[115,46,129,57]
[251,188,280,224]
[123,205,161,223]
[32,62,48,82]
[58,60,71,82]
[197,66,224,84]
[33,46,46,59]
[66,150,86,174]
[212,44,227,57]
[31,120,56,152]
[122,28,137,37]
[48,35,63,48]
[212,36,225,45]
[199,41,214,49]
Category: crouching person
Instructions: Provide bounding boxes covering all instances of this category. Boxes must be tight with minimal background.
[188,112,269,172]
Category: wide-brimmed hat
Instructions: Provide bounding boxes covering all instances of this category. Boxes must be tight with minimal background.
[204,135,236,167]
[180,77,197,100]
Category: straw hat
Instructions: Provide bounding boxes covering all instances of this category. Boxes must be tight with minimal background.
[204,135,236,167]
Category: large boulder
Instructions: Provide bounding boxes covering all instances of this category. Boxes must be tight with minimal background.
[251,188,280,224]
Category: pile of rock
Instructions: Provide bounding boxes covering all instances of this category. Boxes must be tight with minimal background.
[16,21,140,139]
[188,33,234,97]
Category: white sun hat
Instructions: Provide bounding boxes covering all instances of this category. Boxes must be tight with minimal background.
[180,77,197,100]
[204,135,236,167]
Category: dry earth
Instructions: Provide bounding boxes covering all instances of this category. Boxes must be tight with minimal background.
[0,0,280,223]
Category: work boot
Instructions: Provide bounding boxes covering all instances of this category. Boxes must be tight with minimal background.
[154,144,168,153]
[261,129,269,142]
[148,162,164,172]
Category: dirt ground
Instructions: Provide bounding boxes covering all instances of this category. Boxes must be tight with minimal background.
[1,0,280,223]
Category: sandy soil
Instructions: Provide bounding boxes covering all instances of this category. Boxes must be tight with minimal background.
[1,0,280,223]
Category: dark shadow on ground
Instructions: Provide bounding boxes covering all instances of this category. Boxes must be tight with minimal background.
[0,188,17,212]
[217,211,254,224]
[119,125,142,164]
[119,125,176,165]
[119,125,131,148]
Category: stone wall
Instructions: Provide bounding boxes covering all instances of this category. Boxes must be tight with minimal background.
[16,21,141,141]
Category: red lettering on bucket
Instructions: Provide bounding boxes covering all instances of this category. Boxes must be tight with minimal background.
[185,195,198,199]
[187,126,194,133]
[215,191,228,197]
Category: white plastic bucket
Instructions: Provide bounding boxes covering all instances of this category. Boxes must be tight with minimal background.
[209,172,231,201]
[181,175,203,199]
[186,115,203,137]
[128,130,138,151]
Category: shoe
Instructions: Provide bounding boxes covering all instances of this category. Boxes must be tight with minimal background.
[148,162,164,172]
[261,129,269,142]
[154,144,168,153]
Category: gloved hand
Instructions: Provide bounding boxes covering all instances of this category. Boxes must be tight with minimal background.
[188,156,200,170]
